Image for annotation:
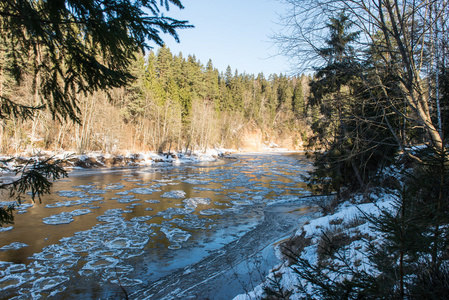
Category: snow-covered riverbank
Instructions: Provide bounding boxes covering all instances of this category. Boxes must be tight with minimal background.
[0,148,237,174]
[234,189,397,299]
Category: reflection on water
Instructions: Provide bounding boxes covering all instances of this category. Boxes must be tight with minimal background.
[0,153,312,299]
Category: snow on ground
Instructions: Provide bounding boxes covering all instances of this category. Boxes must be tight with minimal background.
[0,148,238,174]
[233,191,398,300]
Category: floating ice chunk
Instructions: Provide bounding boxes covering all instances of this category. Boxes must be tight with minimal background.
[47,286,67,298]
[151,183,167,188]
[56,190,86,198]
[156,207,195,219]
[130,216,152,222]
[43,212,74,225]
[231,199,252,205]
[0,275,24,290]
[183,197,211,208]
[82,196,104,202]
[155,179,172,183]
[82,204,100,209]
[105,184,125,190]
[105,238,130,249]
[73,184,96,190]
[43,209,92,225]
[124,178,142,182]
[160,227,191,247]
[7,263,27,273]
[128,235,151,249]
[97,209,124,223]
[32,276,69,291]
[117,195,134,200]
[129,188,161,194]
[82,257,119,271]
[161,190,186,199]
[1,242,28,251]
[45,200,80,208]
[18,203,33,209]
[144,199,160,204]
[0,226,13,233]
[117,196,140,204]
[199,209,223,216]
[182,179,210,185]
[100,263,133,281]
[88,189,107,194]
[145,207,153,211]
[120,249,145,259]
[228,193,242,200]
[116,191,130,195]
[126,203,142,209]
[192,187,222,192]
[109,277,143,287]
[70,209,92,216]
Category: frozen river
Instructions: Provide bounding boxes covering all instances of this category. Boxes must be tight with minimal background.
[0,153,315,299]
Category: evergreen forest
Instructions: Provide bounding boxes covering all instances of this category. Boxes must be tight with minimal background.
[1,46,311,154]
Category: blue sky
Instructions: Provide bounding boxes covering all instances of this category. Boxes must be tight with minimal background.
[154,0,291,76]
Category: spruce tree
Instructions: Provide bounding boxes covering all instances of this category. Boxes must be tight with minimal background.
[0,0,191,226]
[292,79,305,118]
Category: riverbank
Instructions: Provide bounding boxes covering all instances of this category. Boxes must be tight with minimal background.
[0,148,234,172]
[233,188,397,299]
[0,145,305,174]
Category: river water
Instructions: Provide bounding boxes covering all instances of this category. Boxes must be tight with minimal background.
[0,153,315,299]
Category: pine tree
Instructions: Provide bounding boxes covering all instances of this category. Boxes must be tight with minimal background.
[292,78,305,118]
[0,0,191,226]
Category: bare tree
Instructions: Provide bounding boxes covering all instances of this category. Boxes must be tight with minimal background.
[275,0,448,154]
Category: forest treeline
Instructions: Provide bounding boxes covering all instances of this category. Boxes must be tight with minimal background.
[0,46,313,154]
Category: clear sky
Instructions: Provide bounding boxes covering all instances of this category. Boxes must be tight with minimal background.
[154,0,291,76]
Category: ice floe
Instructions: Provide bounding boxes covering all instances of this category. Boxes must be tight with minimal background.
[199,209,223,216]
[161,190,186,199]
[0,226,13,233]
[104,183,125,190]
[160,226,192,249]
[182,179,211,185]
[88,189,107,194]
[0,242,28,252]
[33,275,69,291]
[73,184,97,190]
[156,207,195,219]
[144,199,161,204]
[182,197,211,208]
[0,274,24,290]
[56,190,86,198]
[129,187,161,194]
[45,196,104,208]
[130,215,152,222]
[43,209,92,225]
